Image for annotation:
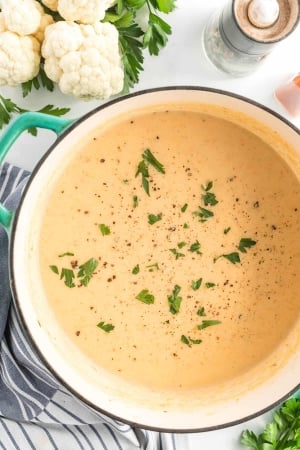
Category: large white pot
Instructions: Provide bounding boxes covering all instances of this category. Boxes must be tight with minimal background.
[1,87,300,432]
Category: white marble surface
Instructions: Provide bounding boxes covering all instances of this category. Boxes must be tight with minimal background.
[0,0,299,447]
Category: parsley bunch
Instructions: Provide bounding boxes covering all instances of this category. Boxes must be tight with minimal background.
[241,397,300,450]
[0,0,176,132]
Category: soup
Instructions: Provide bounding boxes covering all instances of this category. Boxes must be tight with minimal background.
[38,104,300,391]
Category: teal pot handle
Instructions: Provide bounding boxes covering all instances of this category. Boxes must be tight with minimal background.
[0,112,74,232]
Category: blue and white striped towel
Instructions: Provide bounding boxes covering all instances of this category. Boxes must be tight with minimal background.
[0,162,189,450]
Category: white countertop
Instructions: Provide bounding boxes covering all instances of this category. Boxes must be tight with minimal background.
[1,0,299,447]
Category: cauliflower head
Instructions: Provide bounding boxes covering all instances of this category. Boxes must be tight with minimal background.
[1,0,43,36]
[42,21,124,99]
[0,29,41,86]
[41,0,114,24]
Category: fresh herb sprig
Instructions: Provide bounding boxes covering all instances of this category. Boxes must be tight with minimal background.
[105,0,176,91]
[168,284,182,314]
[135,148,165,195]
[0,95,70,135]
[240,397,300,450]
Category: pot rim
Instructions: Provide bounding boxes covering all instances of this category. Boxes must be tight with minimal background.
[9,86,300,432]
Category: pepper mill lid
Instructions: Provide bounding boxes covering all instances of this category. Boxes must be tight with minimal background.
[247,0,280,28]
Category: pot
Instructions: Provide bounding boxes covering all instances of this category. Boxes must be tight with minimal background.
[0,87,299,432]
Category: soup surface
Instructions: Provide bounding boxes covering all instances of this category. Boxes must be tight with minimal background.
[39,105,300,390]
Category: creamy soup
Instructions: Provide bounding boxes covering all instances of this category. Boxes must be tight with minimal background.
[38,105,300,391]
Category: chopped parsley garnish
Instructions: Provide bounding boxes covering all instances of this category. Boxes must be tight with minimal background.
[99,223,111,236]
[97,321,115,333]
[146,263,160,272]
[224,227,231,234]
[148,213,162,224]
[181,335,202,347]
[205,282,216,288]
[136,289,155,304]
[193,206,214,222]
[132,264,140,275]
[201,181,218,206]
[142,148,165,174]
[133,195,139,208]
[135,149,165,196]
[191,278,202,291]
[183,223,189,229]
[135,160,150,195]
[50,265,59,274]
[197,320,221,330]
[169,248,185,259]
[77,258,99,286]
[202,191,218,206]
[181,203,188,212]
[168,284,182,314]
[177,241,187,249]
[60,268,76,288]
[238,237,257,253]
[188,240,202,255]
[201,181,213,192]
[214,252,241,265]
[197,307,206,317]
[58,252,75,257]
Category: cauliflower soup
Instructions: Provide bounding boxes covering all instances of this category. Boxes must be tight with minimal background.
[37,103,300,391]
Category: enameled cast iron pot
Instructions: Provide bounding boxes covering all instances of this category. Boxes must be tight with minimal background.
[0,87,299,432]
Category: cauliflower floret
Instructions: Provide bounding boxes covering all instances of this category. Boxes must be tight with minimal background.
[42,21,124,99]
[41,0,114,24]
[0,31,41,86]
[1,0,43,36]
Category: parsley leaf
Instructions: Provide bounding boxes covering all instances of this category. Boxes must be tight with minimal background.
[201,181,214,192]
[148,213,162,224]
[193,207,214,222]
[99,224,111,236]
[168,284,182,314]
[189,240,202,255]
[197,307,206,317]
[181,203,188,213]
[132,264,140,274]
[58,252,75,257]
[241,397,300,450]
[97,321,115,333]
[191,278,202,290]
[146,262,160,272]
[169,248,185,260]
[0,94,70,135]
[21,67,54,97]
[238,237,257,253]
[133,195,139,208]
[214,252,241,265]
[197,320,221,330]
[181,335,202,347]
[117,19,144,91]
[60,268,76,288]
[49,265,59,274]
[135,160,150,195]
[143,13,172,56]
[205,282,216,288]
[77,258,99,286]
[136,289,155,304]
[142,148,165,173]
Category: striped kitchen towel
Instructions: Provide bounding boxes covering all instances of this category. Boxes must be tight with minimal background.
[0,162,187,450]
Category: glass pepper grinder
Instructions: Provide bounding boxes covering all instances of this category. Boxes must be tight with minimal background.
[202,0,300,77]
